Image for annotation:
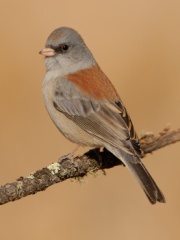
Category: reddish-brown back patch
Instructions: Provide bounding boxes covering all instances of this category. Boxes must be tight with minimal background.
[66,64,119,101]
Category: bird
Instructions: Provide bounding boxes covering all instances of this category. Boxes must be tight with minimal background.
[39,27,165,204]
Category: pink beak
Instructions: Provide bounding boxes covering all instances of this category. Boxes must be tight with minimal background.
[39,48,55,57]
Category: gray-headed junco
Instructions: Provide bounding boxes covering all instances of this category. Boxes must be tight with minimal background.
[40,27,165,204]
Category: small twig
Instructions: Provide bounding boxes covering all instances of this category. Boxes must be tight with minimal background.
[0,127,179,205]
[140,126,180,155]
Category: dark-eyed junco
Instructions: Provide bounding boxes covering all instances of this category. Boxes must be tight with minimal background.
[40,27,165,204]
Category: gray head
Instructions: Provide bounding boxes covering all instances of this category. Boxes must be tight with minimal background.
[40,27,96,75]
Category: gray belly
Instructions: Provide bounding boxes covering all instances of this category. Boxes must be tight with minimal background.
[42,74,103,147]
[43,95,102,147]
[49,104,102,147]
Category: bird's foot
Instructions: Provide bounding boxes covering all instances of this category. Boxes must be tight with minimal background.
[59,145,80,162]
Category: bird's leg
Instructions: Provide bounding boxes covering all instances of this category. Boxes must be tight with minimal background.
[70,145,80,156]
[59,145,80,163]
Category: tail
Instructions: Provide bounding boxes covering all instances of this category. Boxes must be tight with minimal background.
[108,147,165,204]
[125,157,165,204]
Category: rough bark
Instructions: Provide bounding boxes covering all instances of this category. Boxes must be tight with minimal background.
[0,126,179,205]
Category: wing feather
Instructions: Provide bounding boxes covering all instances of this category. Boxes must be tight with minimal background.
[53,78,141,156]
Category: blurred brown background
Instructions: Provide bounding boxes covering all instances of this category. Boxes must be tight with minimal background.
[0,1,180,239]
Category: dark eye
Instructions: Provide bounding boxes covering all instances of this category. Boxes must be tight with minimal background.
[61,44,69,51]
[55,44,69,53]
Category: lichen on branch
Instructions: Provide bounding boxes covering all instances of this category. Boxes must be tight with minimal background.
[0,126,179,205]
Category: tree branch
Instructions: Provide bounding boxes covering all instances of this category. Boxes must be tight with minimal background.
[0,126,179,205]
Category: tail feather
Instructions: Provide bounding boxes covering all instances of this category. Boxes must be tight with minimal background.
[107,147,165,204]
[127,159,165,204]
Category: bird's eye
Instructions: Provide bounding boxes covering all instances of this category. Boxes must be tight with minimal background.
[54,44,69,53]
[61,44,69,51]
